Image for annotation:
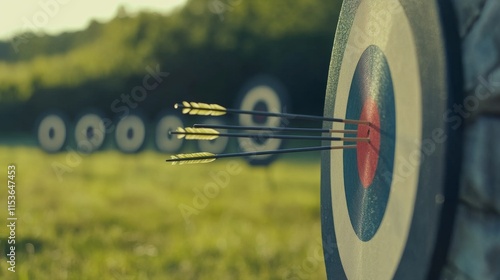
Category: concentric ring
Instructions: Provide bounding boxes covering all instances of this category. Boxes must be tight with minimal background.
[155,113,184,153]
[343,45,396,242]
[320,0,463,279]
[115,115,147,153]
[74,112,106,153]
[236,76,289,166]
[37,112,67,153]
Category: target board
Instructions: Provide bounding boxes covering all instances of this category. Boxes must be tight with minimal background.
[155,113,185,153]
[236,76,289,166]
[115,114,147,153]
[36,112,68,153]
[74,112,107,153]
[320,0,462,279]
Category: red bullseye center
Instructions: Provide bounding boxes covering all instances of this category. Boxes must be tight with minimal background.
[356,98,381,188]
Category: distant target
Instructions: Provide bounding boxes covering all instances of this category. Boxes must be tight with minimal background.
[155,114,184,153]
[37,113,67,153]
[236,76,289,165]
[74,113,106,153]
[115,115,146,153]
[196,119,229,154]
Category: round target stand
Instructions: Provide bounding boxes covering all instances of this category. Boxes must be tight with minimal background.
[320,1,462,279]
[115,114,147,153]
[154,113,185,153]
[235,76,289,166]
[196,118,230,154]
[36,112,68,153]
[74,111,107,154]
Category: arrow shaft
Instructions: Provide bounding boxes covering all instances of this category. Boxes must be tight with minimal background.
[193,123,358,134]
[166,145,356,163]
[170,131,368,142]
[175,103,370,125]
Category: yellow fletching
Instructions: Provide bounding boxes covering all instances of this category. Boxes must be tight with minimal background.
[175,127,186,139]
[175,127,219,140]
[181,101,191,114]
[186,127,219,140]
[176,127,219,140]
[179,101,227,116]
[170,152,216,165]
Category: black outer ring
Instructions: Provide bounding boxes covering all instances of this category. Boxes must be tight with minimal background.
[234,75,290,166]
[320,1,463,279]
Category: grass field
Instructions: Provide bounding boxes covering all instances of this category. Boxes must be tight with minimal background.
[0,146,326,280]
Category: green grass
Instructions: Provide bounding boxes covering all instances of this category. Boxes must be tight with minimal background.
[0,146,326,280]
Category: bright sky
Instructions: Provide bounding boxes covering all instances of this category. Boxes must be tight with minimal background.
[0,0,188,40]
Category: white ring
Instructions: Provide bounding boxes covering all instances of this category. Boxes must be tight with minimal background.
[37,114,66,152]
[330,1,422,279]
[115,115,146,153]
[74,114,106,153]
[238,85,283,159]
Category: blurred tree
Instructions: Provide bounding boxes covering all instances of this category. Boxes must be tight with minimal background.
[0,0,342,132]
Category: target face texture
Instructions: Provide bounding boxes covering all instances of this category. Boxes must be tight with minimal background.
[343,45,396,242]
[115,115,146,153]
[196,119,229,154]
[320,1,462,279]
[75,113,106,153]
[37,113,67,153]
[155,114,184,153]
[236,76,288,166]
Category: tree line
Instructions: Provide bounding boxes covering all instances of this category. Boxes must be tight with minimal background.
[0,0,341,132]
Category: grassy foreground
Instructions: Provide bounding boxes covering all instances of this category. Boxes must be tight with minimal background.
[0,146,326,280]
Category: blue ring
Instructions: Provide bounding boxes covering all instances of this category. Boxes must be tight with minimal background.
[343,45,396,241]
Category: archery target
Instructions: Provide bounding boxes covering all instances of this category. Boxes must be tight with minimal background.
[236,76,288,165]
[196,119,229,154]
[37,113,67,153]
[74,113,106,153]
[155,114,184,153]
[321,0,463,279]
[115,115,146,153]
